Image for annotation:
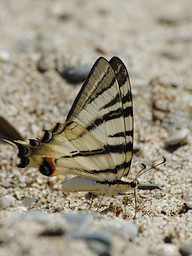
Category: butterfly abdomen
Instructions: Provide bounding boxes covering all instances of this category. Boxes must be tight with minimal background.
[62,176,139,196]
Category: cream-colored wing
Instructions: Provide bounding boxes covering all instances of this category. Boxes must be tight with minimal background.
[3,57,133,182]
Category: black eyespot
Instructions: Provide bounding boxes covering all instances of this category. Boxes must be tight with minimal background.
[39,159,53,176]
[41,130,53,143]
[15,143,28,157]
[130,180,137,188]
[29,139,40,146]
[18,157,29,168]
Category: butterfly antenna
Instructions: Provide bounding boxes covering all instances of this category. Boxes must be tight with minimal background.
[133,188,137,219]
[134,162,146,180]
[135,156,166,179]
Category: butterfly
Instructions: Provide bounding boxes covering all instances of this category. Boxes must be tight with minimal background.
[2,57,165,216]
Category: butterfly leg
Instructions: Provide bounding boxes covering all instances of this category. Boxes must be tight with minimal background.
[121,193,136,219]
[114,198,121,217]
[68,200,74,211]
[88,193,94,209]
[123,196,128,218]
[133,189,137,219]
[122,195,131,218]
[96,196,104,211]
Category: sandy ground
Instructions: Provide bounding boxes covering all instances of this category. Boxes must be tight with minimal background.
[0,1,192,255]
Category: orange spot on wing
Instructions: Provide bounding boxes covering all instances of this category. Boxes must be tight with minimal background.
[45,157,56,174]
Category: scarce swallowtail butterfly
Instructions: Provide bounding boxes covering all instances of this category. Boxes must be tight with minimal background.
[2,57,165,215]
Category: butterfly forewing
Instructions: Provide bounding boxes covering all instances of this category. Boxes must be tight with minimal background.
[64,57,132,180]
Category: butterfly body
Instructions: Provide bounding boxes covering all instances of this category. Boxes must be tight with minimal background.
[3,57,137,198]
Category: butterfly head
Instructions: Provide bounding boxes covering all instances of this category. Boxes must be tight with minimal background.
[130,179,138,189]
[120,176,139,190]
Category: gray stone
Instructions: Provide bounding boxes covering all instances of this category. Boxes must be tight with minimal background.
[120,224,138,240]
[60,65,90,83]
[21,197,36,207]
[62,213,93,235]
[73,232,111,256]
[156,244,180,256]
[0,195,16,209]
[21,210,51,224]
[180,243,192,256]
[39,220,70,236]
[165,128,189,147]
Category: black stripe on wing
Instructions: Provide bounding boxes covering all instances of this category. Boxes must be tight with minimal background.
[108,130,133,138]
[86,105,132,132]
[101,90,132,110]
[88,76,116,105]
[66,58,113,121]
[83,160,132,175]
[60,141,133,159]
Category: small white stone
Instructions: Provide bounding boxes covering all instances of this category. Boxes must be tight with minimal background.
[16,206,28,212]
[156,244,180,256]
[165,128,189,146]
[120,224,138,240]
[0,195,16,209]
[0,51,10,62]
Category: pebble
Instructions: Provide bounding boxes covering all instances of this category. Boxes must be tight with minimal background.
[21,197,36,207]
[0,195,16,209]
[153,99,169,112]
[36,177,43,185]
[0,51,10,62]
[120,224,138,240]
[183,194,192,202]
[165,128,189,147]
[158,15,180,25]
[152,110,166,122]
[15,206,27,212]
[1,180,11,188]
[156,244,180,256]
[184,202,192,211]
[180,243,192,256]
[60,65,90,83]
[14,190,23,200]
[73,232,111,256]
[63,213,93,236]
[22,210,52,224]
[160,50,182,61]
[39,219,70,236]
[37,55,55,72]
[179,202,192,214]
